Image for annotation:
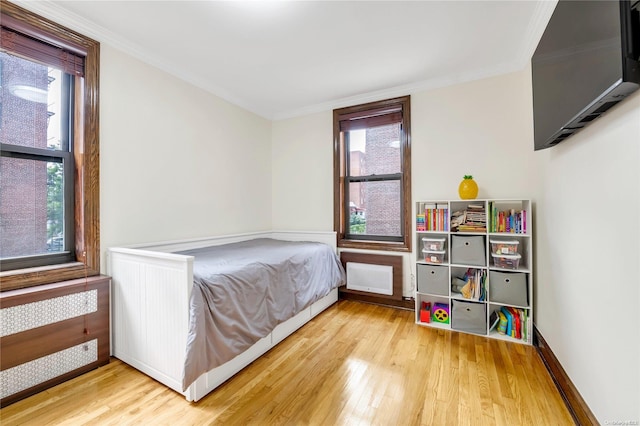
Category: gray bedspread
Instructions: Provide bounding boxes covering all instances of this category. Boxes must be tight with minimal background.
[178,238,345,390]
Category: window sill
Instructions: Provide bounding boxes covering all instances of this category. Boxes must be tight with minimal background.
[0,262,99,292]
[338,239,410,252]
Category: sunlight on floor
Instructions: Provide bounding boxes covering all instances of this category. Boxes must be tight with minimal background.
[343,357,405,423]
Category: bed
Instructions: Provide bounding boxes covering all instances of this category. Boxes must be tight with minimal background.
[107,231,345,402]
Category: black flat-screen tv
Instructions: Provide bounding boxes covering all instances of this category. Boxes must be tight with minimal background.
[532,0,640,150]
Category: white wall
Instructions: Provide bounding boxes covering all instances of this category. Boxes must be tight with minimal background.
[533,90,640,422]
[271,112,334,231]
[271,68,640,422]
[20,2,638,421]
[272,69,538,296]
[411,70,538,202]
[100,45,272,265]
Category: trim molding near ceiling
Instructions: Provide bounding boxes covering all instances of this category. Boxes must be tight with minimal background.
[13,0,558,122]
[513,0,558,70]
[272,0,558,121]
[11,0,266,118]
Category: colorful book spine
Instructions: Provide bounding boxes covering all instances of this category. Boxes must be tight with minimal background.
[417,202,426,231]
[500,306,513,336]
[425,204,436,230]
[507,307,521,339]
[497,311,508,334]
[494,208,527,234]
[436,203,448,231]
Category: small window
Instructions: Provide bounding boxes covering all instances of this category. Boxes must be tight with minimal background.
[333,96,411,251]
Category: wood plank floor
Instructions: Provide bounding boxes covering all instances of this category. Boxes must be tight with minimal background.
[0,300,574,425]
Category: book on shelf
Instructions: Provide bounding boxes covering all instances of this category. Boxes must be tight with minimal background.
[451,203,486,232]
[489,310,500,332]
[435,203,448,231]
[417,202,448,231]
[497,306,527,340]
[497,311,508,334]
[416,202,426,231]
[456,268,486,301]
[489,202,527,234]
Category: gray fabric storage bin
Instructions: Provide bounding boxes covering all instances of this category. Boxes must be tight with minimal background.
[451,299,487,335]
[417,264,448,296]
[489,271,528,306]
[451,235,486,266]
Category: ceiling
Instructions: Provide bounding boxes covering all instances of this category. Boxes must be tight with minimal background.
[14,1,558,121]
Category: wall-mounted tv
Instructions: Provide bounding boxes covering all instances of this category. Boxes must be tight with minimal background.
[532,0,640,150]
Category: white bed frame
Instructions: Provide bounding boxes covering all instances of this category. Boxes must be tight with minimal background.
[106,231,339,402]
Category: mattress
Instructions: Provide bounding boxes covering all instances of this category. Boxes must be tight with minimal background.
[177,238,345,390]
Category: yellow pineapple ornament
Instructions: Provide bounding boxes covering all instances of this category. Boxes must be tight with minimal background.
[458,175,478,199]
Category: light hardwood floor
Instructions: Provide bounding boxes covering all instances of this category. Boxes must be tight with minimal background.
[1,300,574,425]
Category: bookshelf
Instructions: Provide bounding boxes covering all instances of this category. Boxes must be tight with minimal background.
[414,199,532,344]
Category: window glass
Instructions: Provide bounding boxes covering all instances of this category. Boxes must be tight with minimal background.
[1,53,65,150]
[347,124,401,177]
[348,180,401,237]
[0,51,72,267]
[0,157,65,257]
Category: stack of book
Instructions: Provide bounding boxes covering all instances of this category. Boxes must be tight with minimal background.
[452,268,486,301]
[490,306,528,341]
[416,212,426,231]
[416,202,448,231]
[452,203,486,232]
[489,203,527,233]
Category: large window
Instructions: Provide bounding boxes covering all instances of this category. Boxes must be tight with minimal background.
[333,96,411,251]
[0,52,75,270]
[0,1,100,290]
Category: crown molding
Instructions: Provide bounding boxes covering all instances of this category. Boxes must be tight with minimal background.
[272,60,520,121]
[11,0,559,122]
[273,1,558,121]
[10,0,270,118]
[513,0,558,69]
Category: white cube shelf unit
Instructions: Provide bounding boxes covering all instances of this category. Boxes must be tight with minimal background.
[414,199,533,344]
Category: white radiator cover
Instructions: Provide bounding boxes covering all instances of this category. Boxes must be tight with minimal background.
[346,262,393,295]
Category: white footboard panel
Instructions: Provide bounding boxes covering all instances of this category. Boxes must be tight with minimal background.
[107,231,339,402]
[108,249,193,395]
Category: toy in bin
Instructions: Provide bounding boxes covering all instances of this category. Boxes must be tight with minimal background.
[422,249,445,264]
[422,237,446,251]
[432,303,450,324]
[491,252,521,269]
[490,239,519,255]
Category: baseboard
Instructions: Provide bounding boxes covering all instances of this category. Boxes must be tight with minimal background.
[338,287,414,310]
[534,326,599,426]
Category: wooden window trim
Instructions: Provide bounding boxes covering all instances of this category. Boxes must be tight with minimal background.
[333,96,412,253]
[0,0,100,291]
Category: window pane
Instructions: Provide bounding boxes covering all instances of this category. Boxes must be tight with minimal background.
[0,52,64,151]
[0,157,65,258]
[348,180,401,237]
[348,123,401,177]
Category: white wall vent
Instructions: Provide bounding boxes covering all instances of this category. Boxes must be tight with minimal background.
[346,262,393,295]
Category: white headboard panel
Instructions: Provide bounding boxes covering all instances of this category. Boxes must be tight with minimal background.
[118,231,337,254]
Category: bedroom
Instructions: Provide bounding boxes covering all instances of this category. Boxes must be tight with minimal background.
[0,0,638,424]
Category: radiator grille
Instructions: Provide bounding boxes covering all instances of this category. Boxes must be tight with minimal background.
[1,339,97,399]
[1,290,97,337]
[346,262,393,295]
